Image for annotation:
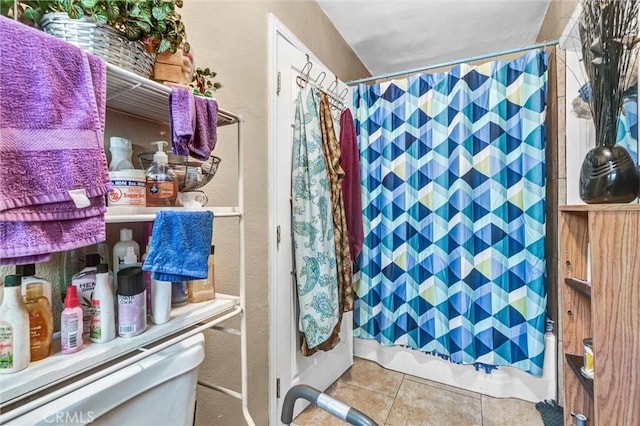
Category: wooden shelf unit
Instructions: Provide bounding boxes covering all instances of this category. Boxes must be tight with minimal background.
[559,204,640,426]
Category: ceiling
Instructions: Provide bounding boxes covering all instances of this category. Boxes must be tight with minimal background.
[317,0,552,79]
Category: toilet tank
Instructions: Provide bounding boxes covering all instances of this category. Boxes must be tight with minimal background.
[6,333,205,426]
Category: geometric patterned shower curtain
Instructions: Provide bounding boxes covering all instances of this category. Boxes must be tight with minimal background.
[353,50,549,375]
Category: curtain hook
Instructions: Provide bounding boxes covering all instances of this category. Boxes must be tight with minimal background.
[315,71,326,88]
[297,61,313,88]
[327,76,338,94]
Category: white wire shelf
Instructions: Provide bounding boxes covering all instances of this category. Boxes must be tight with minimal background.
[106,64,238,126]
[0,295,240,408]
[105,206,241,223]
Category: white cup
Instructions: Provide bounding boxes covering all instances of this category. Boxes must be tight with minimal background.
[177,191,208,207]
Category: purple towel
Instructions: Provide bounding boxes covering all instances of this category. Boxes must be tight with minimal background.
[0,16,111,212]
[190,96,218,161]
[0,16,109,264]
[0,195,106,222]
[0,214,106,262]
[169,86,195,156]
[0,253,51,267]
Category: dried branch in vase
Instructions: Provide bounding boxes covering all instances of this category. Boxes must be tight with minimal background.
[578,0,639,147]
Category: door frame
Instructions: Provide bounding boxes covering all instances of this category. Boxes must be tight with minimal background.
[268,14,353,425]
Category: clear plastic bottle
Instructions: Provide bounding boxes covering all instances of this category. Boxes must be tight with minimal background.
[0,275,30,373]
[145,141,177,207]
[17,263,53,314]
[187,246,215,303]
[23,282,53,361]
[61,286,83,354]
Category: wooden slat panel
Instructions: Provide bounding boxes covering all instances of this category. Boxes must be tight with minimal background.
[560,209,592,425]
[590,210,640,425]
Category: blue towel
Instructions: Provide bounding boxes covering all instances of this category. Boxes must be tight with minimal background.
[142,210,213,282]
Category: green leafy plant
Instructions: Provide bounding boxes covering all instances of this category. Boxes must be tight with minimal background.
[0,0,189,54]
[190,67,222,97]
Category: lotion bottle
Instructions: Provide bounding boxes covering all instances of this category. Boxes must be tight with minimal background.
[23,282,53,361]
[61,285,83,354]
[0,275,30,373]
[90,264,116,343]
[71,253,100,335]
[145,141,177,207]
[112,228,140,291]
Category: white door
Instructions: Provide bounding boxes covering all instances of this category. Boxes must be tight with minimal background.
[269,16,353,425]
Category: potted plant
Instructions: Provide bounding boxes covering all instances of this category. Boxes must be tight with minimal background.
[1,0,189,77]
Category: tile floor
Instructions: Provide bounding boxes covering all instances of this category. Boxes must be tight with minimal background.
[293,357,545,426]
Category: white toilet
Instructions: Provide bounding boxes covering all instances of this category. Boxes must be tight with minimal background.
[7,333,205,425]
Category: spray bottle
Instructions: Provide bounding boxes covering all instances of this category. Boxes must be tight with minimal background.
[145,141,177,207]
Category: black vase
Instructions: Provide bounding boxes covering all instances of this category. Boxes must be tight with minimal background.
[579,145,640,204]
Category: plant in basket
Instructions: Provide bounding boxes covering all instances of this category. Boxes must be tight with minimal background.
[1,0,189,78]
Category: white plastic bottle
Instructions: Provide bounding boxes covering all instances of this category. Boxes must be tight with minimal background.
[112,228,140,291]
[142,237,152,319]
[0,275,30,374]
[90,264,116,343]
[108,136,135,171]
[145,141,177,207]
[71,253,101,335]
[151,278,172,325]
[17,263,53,313]
[61,285,83,354]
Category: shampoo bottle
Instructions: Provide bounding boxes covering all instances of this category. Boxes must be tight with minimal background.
[17,263,53,314]
[71,253,100,335]
[61,286,83,354]
[112,228,140,291]
[90,264,116,343]
[145,141,177,207]
[0,275,30,373]
[23,282,53,362]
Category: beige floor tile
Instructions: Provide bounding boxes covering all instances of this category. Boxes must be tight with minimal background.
[481,396,544,426]
[339,357,404,397]
[385,379,482,426]
[403,374,481,400]
[294,381,394,426]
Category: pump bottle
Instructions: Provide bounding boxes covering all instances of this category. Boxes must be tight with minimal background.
[61,286,83,354]
[145,141,177,207]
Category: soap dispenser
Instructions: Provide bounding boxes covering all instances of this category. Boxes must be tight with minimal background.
[145,141,178,207]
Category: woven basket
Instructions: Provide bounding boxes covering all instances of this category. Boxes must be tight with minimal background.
[40,13,155,78]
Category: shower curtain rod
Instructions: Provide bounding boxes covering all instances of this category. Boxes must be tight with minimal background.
[346,39,559,86]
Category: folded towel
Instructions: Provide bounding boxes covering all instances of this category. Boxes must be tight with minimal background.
[0,16,111,212]
[0,214,106,264]
[142,210,213,282]
[169,86,196,157]
[0,253,51,267]
[190,96,218,161]
[0,195,106,222]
